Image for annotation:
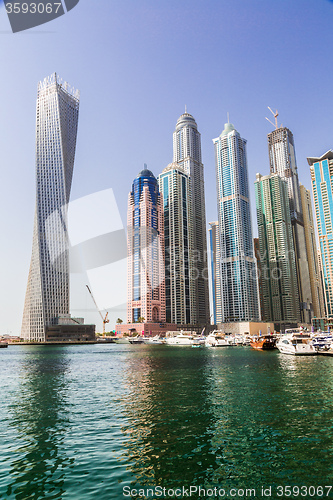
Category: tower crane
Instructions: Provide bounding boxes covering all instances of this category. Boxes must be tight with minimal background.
[265,106,279,129]
[86,285,110,336]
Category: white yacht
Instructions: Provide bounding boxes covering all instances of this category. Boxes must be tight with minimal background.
[128,335,145,345]
[276,332,317,356]
[165,332,201,346]
[311,333,333,351]
[205,332,232,347]
[143,335,165,345]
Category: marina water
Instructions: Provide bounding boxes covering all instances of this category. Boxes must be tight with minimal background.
[1,344,333,499]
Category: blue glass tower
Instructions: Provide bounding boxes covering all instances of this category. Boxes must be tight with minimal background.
[213,123,260,323]
[308,151,333,317]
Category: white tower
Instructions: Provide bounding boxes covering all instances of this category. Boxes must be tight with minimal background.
[21,74,80,341]
[173,110,210,325]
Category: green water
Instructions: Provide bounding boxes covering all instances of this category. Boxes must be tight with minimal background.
[0,345,333,499]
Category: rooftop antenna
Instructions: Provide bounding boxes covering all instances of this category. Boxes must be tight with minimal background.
[265,107,279,129]
[227,112,230,124]
[185,104,187,113]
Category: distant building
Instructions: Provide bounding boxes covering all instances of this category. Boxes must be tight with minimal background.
[209,222,222,325]
[267,126,312,323]
[255,173,300,324]
[127,168,166,324]
[21,73,94,342]
[299,184,325,319]
[173,110,210,324]
[253,238,264,321]
[317,249,326,316]
[213,123,260,323]
[158,163,196,324]
[308,151,333,317]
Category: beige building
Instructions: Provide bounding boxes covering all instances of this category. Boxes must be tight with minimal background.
[299,184,325,318]
[218,322,274,336]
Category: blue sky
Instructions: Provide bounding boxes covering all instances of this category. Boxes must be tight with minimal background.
[0,0,333,333]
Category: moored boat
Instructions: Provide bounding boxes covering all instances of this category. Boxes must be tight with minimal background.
[311,333,333,351]
[128,335,145,345]
[143,335,165,345]
[205,331,232,347]
[276,333,316,355]
[0,341,8,348]
[165,332,202,346]
[250,335,277,350]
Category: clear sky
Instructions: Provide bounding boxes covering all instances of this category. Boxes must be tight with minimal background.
[1,0,333,334]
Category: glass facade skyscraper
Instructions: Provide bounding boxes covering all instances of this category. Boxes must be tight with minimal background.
[127,168,166,324]
[255,173,300,324]
[308,151,333,317]
[209,221,222,325]
[21,74,80,341]
[173,111,210,325]
[158,163,195,324]
[299,184,325,319]
[213,123,260,323]
[268,127,312,323]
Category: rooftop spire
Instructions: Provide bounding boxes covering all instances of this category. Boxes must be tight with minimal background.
[185,104,187,114]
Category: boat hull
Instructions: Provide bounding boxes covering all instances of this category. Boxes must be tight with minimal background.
[277,349,317,356]
[250,337,277,350]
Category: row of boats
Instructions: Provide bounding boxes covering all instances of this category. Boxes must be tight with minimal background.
[126,329,333,356]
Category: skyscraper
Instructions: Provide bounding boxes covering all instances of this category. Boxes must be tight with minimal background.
[267,126,312,323]
[127,168,166,324]
[299,184,325,319]
[308,151,333,317]
[22,74,80,341]
[213,123,260,323]
[209,221,223,325]
[253,237,264,321]
[157,163,195,325]
[255,173,300,324]
[173,110,210,324]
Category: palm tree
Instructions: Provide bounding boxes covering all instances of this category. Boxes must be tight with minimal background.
[116,318,123,324]
[137,317,145,323]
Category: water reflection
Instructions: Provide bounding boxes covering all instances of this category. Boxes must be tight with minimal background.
[119,347,219,488]
[7,347,73,499]
[204,349,333,488]
[119,346,333,492]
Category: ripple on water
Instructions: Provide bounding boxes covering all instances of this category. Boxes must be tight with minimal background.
[0,345,333,498]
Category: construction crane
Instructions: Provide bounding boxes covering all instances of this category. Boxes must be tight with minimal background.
[265,106,279,129]
[86,285,109,336]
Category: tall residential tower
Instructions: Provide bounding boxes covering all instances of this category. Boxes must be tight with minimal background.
[299,184,325,319]
[22,74,80,341]
[158,163,195,325]
[173,111,210,325]
[213,123,260,323]
[267,126,312,323]
[127,168,166,324]
[209,221,223,325]
[255,173,300,325]
[308,151,333,317]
